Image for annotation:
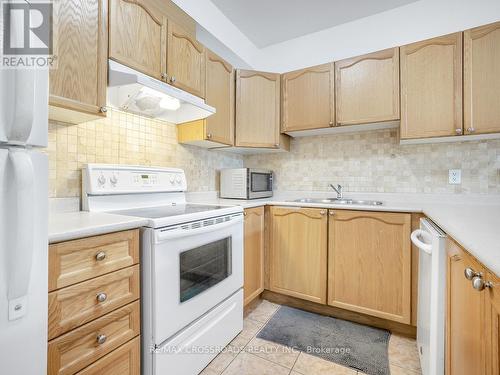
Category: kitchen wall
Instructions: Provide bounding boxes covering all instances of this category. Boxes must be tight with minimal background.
[47,109,243,198]
[244,129,500,194]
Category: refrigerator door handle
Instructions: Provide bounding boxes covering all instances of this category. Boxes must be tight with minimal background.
[6,151,35,320]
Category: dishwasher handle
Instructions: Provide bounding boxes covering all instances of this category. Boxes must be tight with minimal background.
[411,229,433,254]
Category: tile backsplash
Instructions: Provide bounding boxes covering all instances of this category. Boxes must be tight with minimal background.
[47,109,243,197]
[245,129,500,194]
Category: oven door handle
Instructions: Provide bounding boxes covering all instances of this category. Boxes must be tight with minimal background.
[156,215,243,243]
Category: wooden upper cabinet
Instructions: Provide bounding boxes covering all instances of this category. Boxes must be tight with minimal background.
[167,22,206,98]
[269,207,327,304]
[109,0,166,80]
[446,239,485,375]
[243,207,265,306]
[464,22,500,135]
[235,70,282,148]
[400,33,463,139]
[335,48,400,126]
[328,210,412,324]
[205,50,234,145]
[281,63,335,132]
[49,0,108,124]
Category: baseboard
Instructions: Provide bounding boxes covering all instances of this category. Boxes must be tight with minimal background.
[262,290,417,338]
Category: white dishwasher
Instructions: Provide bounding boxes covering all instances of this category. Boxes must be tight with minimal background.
[410,218,447,375]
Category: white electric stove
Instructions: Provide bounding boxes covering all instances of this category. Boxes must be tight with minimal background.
[82,164,244,375]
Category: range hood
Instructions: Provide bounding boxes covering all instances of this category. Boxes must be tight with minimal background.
[107,60,215,124]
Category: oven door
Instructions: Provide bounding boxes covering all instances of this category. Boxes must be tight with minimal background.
[248,169,273,199]
[152,213,243,345]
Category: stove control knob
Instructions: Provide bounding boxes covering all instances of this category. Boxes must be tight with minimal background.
[97,174,106,186]
[175,175,182,184]
[110,174,118,186]
[169,174,175,184]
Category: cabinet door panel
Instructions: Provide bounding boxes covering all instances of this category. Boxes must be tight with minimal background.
[109,0,166,80]
[205,50,234,145]
[49,0,107,121]
[244,207,265,306]
[446,239,484,375]
[236,70,281,148]
[281,63,334,131]
[335,48,399,125]
[328,210,411,323]
[269,207,327,304]
[464,22,500,135]
[167,22,206,98]
[400,33,462,139]
[485,272,500,375]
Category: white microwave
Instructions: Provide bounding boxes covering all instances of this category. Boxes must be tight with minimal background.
[220,168,273,199]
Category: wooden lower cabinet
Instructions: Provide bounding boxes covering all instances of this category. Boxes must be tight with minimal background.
[75,337,140,375]
[446,239,485,375]
[485,271,500,375]
[48,230,141,375]
[269,207,327,304]
[243,207,265,306]
[328,210,412,324]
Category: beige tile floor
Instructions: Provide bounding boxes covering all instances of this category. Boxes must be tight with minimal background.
[200,299,422,375]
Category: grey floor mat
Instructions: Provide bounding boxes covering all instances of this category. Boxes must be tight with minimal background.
[257,305,391,375]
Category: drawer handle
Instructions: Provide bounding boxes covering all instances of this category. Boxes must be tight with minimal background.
[96,293,107,303]
[96,334,107,345]
[95,251,106,261]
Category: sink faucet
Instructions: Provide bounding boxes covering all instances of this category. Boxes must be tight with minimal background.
[330,184,343,199]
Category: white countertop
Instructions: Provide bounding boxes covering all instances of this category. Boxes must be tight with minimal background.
[49,212,148,244]
[49,192,500,277]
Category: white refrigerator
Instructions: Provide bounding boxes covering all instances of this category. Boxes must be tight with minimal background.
[0,59,49,373]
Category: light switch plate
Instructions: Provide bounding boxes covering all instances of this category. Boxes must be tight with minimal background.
[449,169,461,184]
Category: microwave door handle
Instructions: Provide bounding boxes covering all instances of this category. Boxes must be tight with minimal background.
[6,151,35,320]
[156,215,243,243]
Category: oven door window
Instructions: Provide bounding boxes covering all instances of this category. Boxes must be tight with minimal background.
[179,237,232,303]
[251,173,271,192]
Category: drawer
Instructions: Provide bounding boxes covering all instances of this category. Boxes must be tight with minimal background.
[49,230,139,291]
[48,265,140,340]
[75,337,140,375]
[48,301,140,375]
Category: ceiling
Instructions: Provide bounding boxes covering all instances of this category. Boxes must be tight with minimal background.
[210,0,419,48]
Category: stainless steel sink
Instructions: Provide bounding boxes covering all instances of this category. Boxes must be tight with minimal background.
[291,198,383,206]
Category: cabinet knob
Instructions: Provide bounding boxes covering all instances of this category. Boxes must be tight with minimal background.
[467,127,475,133]
[472,276,492,291]
[95,251,106,262]
[161,72,168,80]
[329,121,334,127]
[170,76,176,83]
[96,334,107,345]
[99,106,107,113]
[96,293,107,303]
[464,267,480,280]
[320,210,326,215]
[274,143,279,148]
[455,128,463,135]
[207,133,212,139]
[329,211,334,216]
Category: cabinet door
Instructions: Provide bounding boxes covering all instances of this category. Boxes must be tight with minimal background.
[243,207,265,306]
[464,22,500,135]
[485,272,499,375]
[328,210,411,323]
[335,48,400,126]
[205,50,234,145]
[281,63,334,132]
[400,33,463,139]
[446,239,484,375]
[109,0,167,80]
[236,70,281,148]
[49,0,108,123]
[167,22,206,98]
[269,207,327,304]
